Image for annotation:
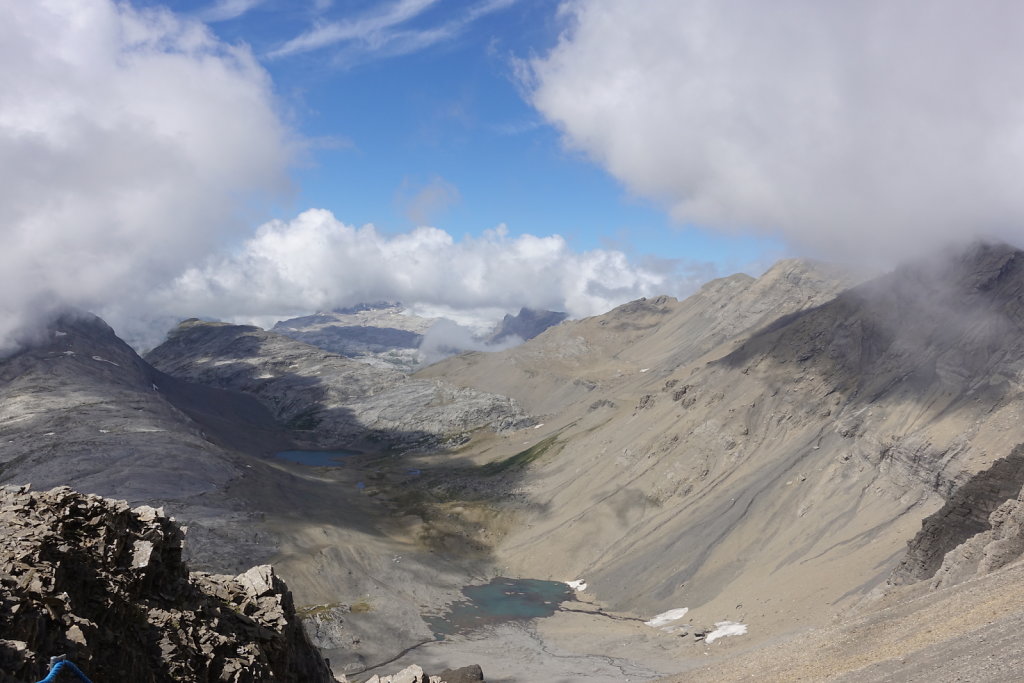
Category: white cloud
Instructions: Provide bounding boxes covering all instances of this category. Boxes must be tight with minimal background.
[0,0,294,353]
[528,1,1024,263]
[156,209,701,339]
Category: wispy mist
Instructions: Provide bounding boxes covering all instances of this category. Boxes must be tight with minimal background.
[528,0,1024,262]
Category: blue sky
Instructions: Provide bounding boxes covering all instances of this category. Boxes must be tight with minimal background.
[144,0,784,267]
[4,0,1020,349]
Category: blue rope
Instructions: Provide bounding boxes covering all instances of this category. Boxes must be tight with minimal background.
[34,659,94,683]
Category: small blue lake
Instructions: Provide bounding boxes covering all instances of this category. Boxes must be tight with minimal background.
[275,450,359,466]
[424,578,574,639]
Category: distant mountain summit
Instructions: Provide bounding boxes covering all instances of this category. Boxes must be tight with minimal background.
[488,307,568,344]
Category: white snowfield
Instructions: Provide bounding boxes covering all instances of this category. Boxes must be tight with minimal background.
[566,579,588,591]
[705,621,747,643]
[644,607,689,628]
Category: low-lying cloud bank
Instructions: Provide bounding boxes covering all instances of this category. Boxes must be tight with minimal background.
[148,208,702,347]
[528,0,1024,262]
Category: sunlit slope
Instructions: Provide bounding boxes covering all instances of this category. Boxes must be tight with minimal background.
[437,244,1024,643]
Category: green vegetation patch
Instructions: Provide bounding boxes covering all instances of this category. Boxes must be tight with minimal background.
[480,435,561,476]
[350,598,373,614]
[296,602,343,618]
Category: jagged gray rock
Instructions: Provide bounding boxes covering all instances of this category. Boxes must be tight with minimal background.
[0,484,333,683]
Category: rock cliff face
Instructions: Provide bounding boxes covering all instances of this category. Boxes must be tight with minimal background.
[146,320,532,451]
[0,485,333,683]
[892,442,1024,588]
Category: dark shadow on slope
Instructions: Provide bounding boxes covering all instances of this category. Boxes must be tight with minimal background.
[715,243,1024,412]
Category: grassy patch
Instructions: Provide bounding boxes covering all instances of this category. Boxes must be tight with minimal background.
[350,599,373,614]
[296,602,343,618]
[480,435,560,476]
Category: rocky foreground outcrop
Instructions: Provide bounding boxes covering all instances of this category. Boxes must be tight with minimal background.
[0,485,333,683]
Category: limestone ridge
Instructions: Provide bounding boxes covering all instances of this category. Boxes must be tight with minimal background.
[0,484,332,683]
[273,303,432,372]
[145,320,533,451]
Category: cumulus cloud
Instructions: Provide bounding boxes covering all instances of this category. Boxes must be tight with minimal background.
[0,0,294,353]
[156,209,701,339]
[528,0,1024,262]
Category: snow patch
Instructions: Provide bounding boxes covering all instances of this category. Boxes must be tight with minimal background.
[566,579,588,592]
[54,331,67,337]
[640,368,650,373]
[645,607,689,628]
[705,621,747,643]
[91,356,120,367]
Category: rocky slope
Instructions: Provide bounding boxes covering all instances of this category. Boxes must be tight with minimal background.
[146,319,532,451]
[0,310,295,572]
[419,244,1024,655]
[419,258,855,415]
[0,484,332,683]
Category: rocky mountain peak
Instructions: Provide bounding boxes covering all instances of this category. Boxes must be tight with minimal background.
[488,307,568,344]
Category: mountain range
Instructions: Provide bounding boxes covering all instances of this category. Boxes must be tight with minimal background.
[4,243,1024,680]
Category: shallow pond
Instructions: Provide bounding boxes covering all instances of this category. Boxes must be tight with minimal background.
[424,577,574,639]
[274,450,359,466]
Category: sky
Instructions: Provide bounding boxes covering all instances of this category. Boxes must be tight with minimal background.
[3,0,1024,351]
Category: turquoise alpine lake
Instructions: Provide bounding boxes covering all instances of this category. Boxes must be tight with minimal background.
[424,577,575,639]
[274,450,359,466]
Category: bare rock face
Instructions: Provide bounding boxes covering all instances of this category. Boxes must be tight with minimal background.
[272,303,433,372]
[890,444,1024,586]
[487,308,568,345]
[890,441,1024,590]
[0,485,333,683]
